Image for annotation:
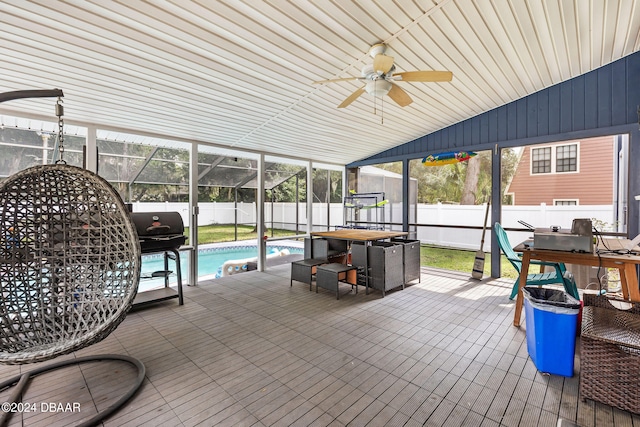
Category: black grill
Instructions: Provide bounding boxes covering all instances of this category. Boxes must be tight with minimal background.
[130,212,187,253]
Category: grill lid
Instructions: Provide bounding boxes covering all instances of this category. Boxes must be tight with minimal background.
[131,212,185,237]
[131,212,187,253]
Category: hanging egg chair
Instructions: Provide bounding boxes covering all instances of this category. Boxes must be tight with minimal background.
[0,90,143,425]
[0,163,141,363]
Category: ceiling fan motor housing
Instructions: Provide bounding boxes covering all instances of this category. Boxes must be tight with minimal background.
[368,43,387,58]
[361,63,396,80]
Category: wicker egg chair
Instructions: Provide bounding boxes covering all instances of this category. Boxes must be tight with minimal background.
[0,163,141,363]
[0,90,144,426]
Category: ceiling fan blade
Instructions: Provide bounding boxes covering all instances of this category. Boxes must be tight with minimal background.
[313,76,360,84]
[387,84,412,107]
[338,87,365,108]
[373,54,395,74]
[395,71,453,82]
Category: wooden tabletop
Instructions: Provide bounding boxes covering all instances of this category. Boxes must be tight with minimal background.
[513,239,640,264]
[311,229,408,242]
[511,238,640,326]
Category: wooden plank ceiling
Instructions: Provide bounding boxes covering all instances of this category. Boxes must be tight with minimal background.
[0,0,638,165]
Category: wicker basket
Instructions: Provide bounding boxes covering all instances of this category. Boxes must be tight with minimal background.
[0,164,141,364]
[580,293,640,414]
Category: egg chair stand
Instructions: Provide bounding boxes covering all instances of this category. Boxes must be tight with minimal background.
[0,354,145,427]
[0,90,145,425]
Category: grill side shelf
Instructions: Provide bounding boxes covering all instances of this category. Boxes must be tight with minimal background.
[133,247,185,308]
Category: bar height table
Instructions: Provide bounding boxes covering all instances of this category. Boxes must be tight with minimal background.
[310,229,409,294]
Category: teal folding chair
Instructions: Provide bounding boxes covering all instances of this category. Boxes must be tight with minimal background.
[494,222,579,300]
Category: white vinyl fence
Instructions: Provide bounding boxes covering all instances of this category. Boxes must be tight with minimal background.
[131,201,616,251]
[415,204,615,251]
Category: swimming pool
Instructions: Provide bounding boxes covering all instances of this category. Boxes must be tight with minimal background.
[139,244,303,291]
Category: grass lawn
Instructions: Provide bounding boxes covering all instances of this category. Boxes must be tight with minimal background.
[190,224,518,279]
[186,224,296,244]
[421,244,518,279]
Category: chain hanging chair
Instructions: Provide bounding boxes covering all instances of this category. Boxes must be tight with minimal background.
[0,89,144,426]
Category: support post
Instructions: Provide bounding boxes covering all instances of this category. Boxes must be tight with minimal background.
[402,159,409,233]
[257,154,266,271]
[326,169,331,230]
[307,161,313,234]
[85,125,98,173]
[189,144,198,286]
[491,144,502,279]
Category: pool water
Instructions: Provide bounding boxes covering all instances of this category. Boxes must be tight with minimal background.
[139,245,302,291]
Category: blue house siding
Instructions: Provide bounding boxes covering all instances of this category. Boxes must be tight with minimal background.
[347,51,640,279]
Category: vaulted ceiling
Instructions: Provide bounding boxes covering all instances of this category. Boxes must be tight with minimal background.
[1,0,638,165]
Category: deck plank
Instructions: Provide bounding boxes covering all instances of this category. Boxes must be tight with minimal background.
[1,265,638,425]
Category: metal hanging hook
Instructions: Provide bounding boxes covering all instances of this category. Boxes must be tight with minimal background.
[55,96,66,165]
[0,89,66,164]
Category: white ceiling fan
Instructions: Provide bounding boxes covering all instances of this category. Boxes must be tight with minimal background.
[314,43,453,108]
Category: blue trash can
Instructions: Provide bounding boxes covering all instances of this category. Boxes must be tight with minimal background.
[522,288,581,377]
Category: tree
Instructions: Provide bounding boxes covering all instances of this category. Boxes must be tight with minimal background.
[500,147,519,205]
[312,169,342,203]
[460,155,481,205]
[375,152,496,205]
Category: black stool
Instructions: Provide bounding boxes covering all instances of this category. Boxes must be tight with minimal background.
[316,263,357,299]
[291,258,327,290]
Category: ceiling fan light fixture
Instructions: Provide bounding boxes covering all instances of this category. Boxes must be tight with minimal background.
[365,80,391,97]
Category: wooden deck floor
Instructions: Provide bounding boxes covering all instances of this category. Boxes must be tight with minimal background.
[1,265,639,426]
